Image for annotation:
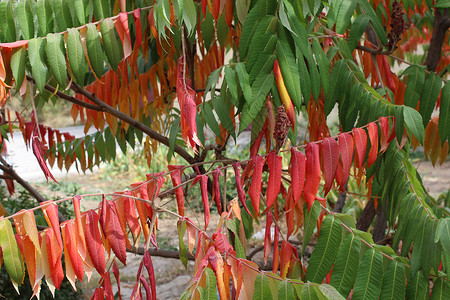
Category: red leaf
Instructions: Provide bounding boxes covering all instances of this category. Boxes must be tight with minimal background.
[62,221,84,281]
[45,229,64,289]
[100,196,127,265]
[143,251,157,300]
[336,133,354,189]
[212,168,223,214]
[321,137,339,195]
[112,261,123,300]
[168,165,185,216]
[113,194,132,250]
[0,40,28,49]
[263,212,273,265]
[132,9,142,49]
[280,241,298,279]
[73,196,87,260]
[232,163,251,216]
[114,12,132,59]
[85,210,106,275]
[250,123,265,157]
[103,272,114,300]
[272,225,280,273]
[123,191,141,241]
[249,155,265,216]
[352,128,367,169]
[265,151,282,211]
[193,174,210,230]
[32,136,57,182]
[367,122,379,167]
[139,276,151,300]
[225,0,233,28]
[289,148,306,205]
[304,143,321,210]
[91,287,105,300]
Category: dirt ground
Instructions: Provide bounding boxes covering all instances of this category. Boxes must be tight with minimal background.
[37,158,449,299]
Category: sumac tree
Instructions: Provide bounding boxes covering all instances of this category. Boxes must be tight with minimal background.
[0,0,449,299]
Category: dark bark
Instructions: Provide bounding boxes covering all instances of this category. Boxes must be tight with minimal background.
[373,208,387,243]
[356,200,377,231]
[425,8,450,71]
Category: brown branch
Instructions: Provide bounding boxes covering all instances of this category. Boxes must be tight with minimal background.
[69,81,197,165]
[425,8,450,71]
[128,246,195,261]
[26,75,105,112]
[0,156,66,222]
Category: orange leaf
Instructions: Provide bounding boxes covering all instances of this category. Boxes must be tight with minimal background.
[304,143,321,210]
[265,151,282,211]
[289,148,306,205]
[168,165,185,216]
[249,155,265,216]
[40,202,63,250]
[367,122,379,167]
[321,137,339,195]
[280,241,298,279]
[100,197,127,265]
[440,140,449,165]
[209,250,226,300]
[73,196,87,260]
[263,211,273,265]
[123,191,142,243]
[85,210,106,275]
[379,116,390,153]
[112,194,132,250]
[352,127,367,169]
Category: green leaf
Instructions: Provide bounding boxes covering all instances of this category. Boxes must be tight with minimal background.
[279,1,295,35]
[203,268,218,300]
[438,82,450,142]
[394,105,405,144]
[312,39,330,99]
[403,65,425,108]
[177,219,188,268]
[297,47,312,106]
[224,67,238,101]
[325,60,348,116]
[235,62,252,103]
[0,218,25,287]
[11,47,26,89]
[204,66,223,100]
[356,0,387,45]
[406,271,429,300]
[201,101,222,141]
[352,248,383,300]
[335,0,357,34]
[430,277,450,300]
[182,0,196,37]
[36,0,54,37]
[348,15,369,51]
[319,284,345,300]
[306,215,342,283]
[302,282,322,300]
[435,0,450,8]
[52,0,73,31]
[45,33,67,89]
[330,234,361,298]
[419,74,443,127]
[249,53,276,84]
[302,201,320,255]
[215,91,236,140]
[86,24,106,79]
[239,2,260,60]
[0,1,17,42]
[100,19,123,72]
[16,0,34,40]
[236,0,251,24]
[276,38,302,108]
[167,117,180,163]
[73,0,86,25]
[403,106,424,144]
[435,217,450,253]
[239,73,274,133]
[67,28,87,85]
[93,0,111,20]
[379,261,406,300]
[277,280,295,300]
[253,273,273,300]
